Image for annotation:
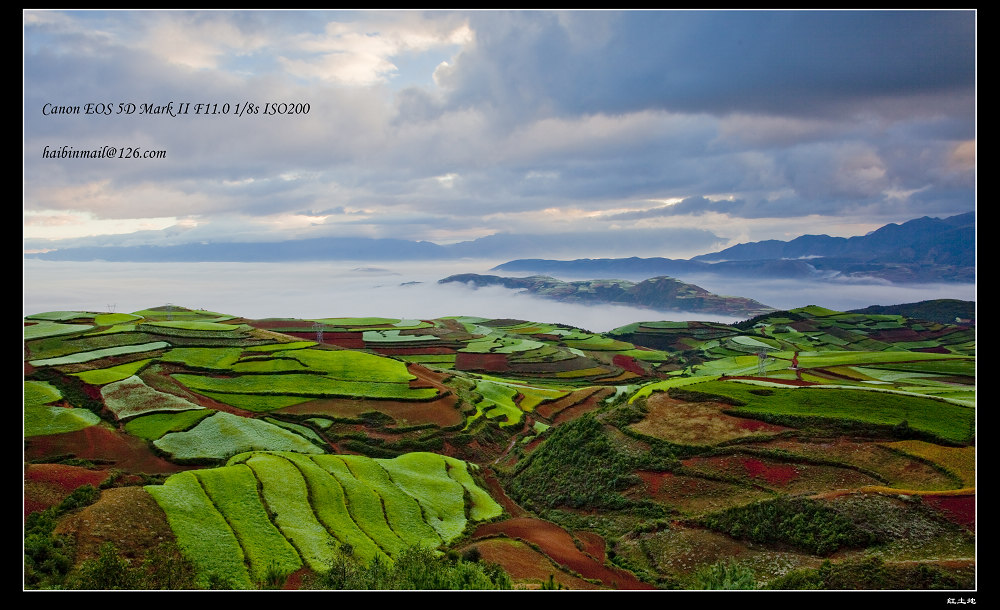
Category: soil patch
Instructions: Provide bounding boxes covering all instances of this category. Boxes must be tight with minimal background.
[631,394,789,445]
[24,463,111,517]
[923,494,975,531]
[24,424,192,475]
[55,486,175,564]
[459,538,600,590]
[472,517,654,589]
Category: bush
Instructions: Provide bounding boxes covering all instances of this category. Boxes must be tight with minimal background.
[694,560,757,590]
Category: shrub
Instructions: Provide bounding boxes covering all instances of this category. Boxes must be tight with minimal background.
[695,560,757,590]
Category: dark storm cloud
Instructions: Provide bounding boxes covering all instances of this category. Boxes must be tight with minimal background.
[439,11,975,121]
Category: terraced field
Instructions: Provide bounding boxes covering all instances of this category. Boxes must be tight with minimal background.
[24,303,975,590]
[148,451,501,587]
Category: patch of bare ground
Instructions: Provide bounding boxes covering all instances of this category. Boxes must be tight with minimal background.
[277,395,461,428]
[632,471,772,516]
[481,468,529,518]
[630,393,790,445]
[472,517,655,589]
[24,424,192,475]
[24,463,111,517]
[680,454,884,494]
[459,538,600,590]
[751,437,957,491]
[537,387,612,425]
[55,486,175,564]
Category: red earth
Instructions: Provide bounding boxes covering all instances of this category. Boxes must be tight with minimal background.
[455,352,510,372]
[923,494,975,531]
[612,354,646,376]
[24,425,193,475]
[24,463,111,516]
[739,456,800,486]
[472,517,654,589]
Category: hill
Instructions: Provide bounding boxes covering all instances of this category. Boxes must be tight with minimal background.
[439,274,777,318]
[848,299,975,326]
[24,304,975,590]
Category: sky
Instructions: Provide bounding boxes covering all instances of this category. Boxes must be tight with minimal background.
[23,9,976,260]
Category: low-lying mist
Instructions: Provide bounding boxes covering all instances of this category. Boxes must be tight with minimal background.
[24,259,974,332]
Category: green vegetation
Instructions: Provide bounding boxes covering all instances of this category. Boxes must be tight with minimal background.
[24,484,102,588]
[768,556,972,590]
[124,410,214,441]
[25,404,101,437]
[72,358,152,385]
[24,380,62,407]
[508,412,674,513]
[695,560,758,590]
[29,341,170,366]
[153,412,325,461]
[686,380,974,445]
[24,321,94,340]
[310,543,512,590]
[23,303,976,591]
[702,497,876,555]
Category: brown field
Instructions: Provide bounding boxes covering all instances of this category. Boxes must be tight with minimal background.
[755,438,959,491]
[459,538,601,590]
[24,424,192,475]
[633,470,772,516]
[535,387,612,424]
[455,352,510,372]
[472,517,655,589]
[54,486,175,564]
[681,454,884,493]
[278,394,462,427]
[630,393,790,445]
[24,463,111,516]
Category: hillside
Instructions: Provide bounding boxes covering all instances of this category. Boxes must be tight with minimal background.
[440,274,777,318]
[24,304,975,590]
[848,299,975,326]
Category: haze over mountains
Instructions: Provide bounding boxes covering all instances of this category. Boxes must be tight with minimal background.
[27,213,973,285]
[496,212,975,284]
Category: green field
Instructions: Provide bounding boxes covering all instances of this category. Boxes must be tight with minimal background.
[686,380,975,444]
[147,450,499,586]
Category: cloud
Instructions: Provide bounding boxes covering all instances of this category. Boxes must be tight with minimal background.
[23,10,976,253]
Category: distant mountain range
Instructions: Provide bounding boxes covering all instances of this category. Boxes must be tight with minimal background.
[26,212,974,285]
[495,212,974,283]
[439,273,776,318]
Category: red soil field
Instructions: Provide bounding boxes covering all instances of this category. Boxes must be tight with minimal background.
[923,494,975,531]
[740,456,799,486]
[24,425,192,475]
[535,387,611,424]
[24,463,111,516]
[460,538,600,589]
[455,352,510,372]
[737,418,784,431]
[480,468,528,518]
[472,517,654,589]
[279,394,462,428]
[574,530,606,560]
[612,354,646,376]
